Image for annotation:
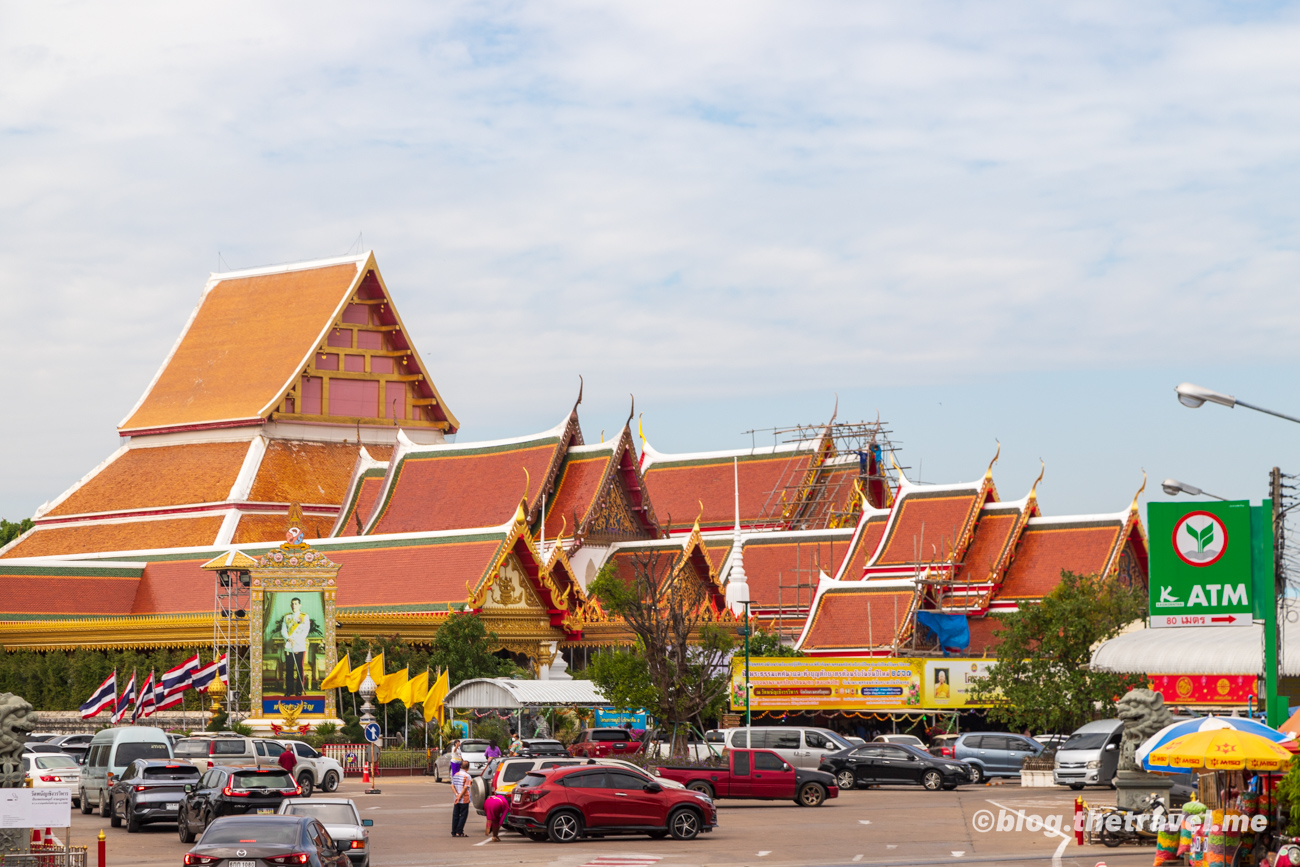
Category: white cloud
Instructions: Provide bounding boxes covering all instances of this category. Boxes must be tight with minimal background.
[2,0,1299,517]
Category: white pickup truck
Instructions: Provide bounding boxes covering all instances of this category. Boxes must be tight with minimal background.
[276,740,344,795]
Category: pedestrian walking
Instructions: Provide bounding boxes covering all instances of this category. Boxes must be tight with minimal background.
[449,761,471,838]
[450,739,463,766]
[278,744,298,777]
[484,741,501,760]
[508,731,522,755]
[483,791,510,842]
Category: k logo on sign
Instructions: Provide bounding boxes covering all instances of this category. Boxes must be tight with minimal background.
[1173,511,1228,567]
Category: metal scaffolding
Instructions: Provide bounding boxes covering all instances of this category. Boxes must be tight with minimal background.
[212,567,251,721]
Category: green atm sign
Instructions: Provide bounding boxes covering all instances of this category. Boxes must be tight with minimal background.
[1148,501,1253,627]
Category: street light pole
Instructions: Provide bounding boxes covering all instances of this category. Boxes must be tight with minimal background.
[1175,383,1293,728]
[740,600,752,728]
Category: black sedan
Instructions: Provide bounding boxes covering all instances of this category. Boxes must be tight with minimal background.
[183,815,349,867]
[178,765,302,843]
[109,759,200,832]
[819,743,974,791]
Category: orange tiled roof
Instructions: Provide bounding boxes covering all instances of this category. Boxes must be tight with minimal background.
[337,474,386,537]
[642,446,819,532]
[801,588,915,651]
[872,487,986,566]
[952,508,1022,584]
[367,423,576,535]
[833,513,888,580]
[1,516,226,559]
[998,518,1125,600]
[702,539,733,575]
[544,448,614,539]
[964,615,1005,656]
[741,534,851,607]
[119,262,363,434]
[44,442,251,517]
[232,513,336,545]
[249,441,391,506]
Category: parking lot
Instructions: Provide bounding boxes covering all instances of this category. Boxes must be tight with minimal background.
[60,775,1166,867]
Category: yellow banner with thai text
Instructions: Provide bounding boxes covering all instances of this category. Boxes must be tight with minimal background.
[730,657,995,712]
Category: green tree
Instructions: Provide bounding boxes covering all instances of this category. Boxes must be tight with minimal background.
[746,628,803,657]
[587,554,735,757]
[0,518,32,549]
[586,643,658,713]
[969,570,1147,734]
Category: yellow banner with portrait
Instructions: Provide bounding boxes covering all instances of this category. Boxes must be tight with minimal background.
[730,657,995,712]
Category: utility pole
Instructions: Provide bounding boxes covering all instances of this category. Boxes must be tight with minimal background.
[1267,468,1284,728]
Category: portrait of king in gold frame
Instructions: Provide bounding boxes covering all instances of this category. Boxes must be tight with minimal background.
[262,590,326,700]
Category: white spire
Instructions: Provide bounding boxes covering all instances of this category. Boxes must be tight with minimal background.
[726,456,749,614]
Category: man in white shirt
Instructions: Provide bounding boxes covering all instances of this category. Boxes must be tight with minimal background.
[280,597,311,695]
[449,762,471,837]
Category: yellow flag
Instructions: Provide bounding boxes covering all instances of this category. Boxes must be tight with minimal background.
[368,652,385,685]
[345,660,368,693]
[320,655,350,691]
[400,670,429,708]
[424,669,450,723]
[376,666,408,704]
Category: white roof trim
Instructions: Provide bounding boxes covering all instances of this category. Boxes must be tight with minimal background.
[34,442,130,520]
[208,251,370,283]
[640,438,813,470]
[793,571,916,650]
[226,437,267,502]
[329,444,393,538]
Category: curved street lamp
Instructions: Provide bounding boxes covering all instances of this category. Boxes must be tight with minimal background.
[1160,478,1227,501]
[1175,382,1300,425]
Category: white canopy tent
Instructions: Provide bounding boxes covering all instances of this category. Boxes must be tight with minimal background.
[1091,607,1300,676]
[444,678,611,710]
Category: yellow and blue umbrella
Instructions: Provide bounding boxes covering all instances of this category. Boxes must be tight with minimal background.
[1137,716,1290,773]
[1147,728,1292,772]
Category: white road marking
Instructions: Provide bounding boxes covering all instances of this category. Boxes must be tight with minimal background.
[852,855,863,862]
[952,852,965,857]
[858,820,871,825]
[886,845,897,849]
[986,798,1073,867]
[473,838,493,846]
[757,851,772,857]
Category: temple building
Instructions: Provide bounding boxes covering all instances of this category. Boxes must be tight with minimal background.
[0,252,1148,674]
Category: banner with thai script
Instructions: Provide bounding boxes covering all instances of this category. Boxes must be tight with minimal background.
[730,657,998,711]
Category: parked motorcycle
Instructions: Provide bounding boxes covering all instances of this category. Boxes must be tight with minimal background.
[1097,794,1171,847]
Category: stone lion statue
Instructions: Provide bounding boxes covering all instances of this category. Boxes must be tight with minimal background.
[1116,688,1171,772]
[0,693,37,854]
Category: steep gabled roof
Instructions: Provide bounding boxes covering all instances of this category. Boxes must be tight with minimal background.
[543,428,659,544]
[866,472,996,569]
[997,502,1145,601]
[331,446,397,537]
[364,414,580,536]
[118,252,457,436]
[732,530,854,609]
[795,580,917,654]
[602,527,728,612]
[640,439,822,533]
[830,500,891,581]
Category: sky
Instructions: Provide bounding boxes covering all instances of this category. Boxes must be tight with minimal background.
[2,1,1299,522]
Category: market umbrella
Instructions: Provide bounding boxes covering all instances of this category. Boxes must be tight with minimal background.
[1147,729,1293,772]
[1280,707,1300,737]
[1137,716,1291,773]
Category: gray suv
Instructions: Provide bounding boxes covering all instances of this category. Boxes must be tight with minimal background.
[952,733,1043,783]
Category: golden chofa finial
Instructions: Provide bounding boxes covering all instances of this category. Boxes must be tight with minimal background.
[638,413,646,448]
[984,441,1001,482]
[693,499,704,532]
[888,450,907,484]
[854,477,867,511]
[1029,459,1045,499]
[555,515,567,547]
[514,467,531,525]
[1130,469,1147,514]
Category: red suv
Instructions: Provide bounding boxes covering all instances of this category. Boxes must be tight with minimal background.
[505,766,716,843]
[568,728,643,758]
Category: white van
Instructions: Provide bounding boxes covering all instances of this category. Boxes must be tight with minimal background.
[706,727,854,768]
[79,727,172,817]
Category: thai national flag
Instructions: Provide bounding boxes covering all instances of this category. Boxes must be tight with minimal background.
[160,654,200,696]
[192,654,225,693]
[112,671,136,724]
[155,676,184,712]
[134,672,156,722]
[80,672,117,719]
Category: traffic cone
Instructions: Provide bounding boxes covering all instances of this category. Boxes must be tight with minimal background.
[361,761,371,786]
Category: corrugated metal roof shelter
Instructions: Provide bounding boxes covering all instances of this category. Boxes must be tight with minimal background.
[444,678,610,709]
[1091,607,1300,676]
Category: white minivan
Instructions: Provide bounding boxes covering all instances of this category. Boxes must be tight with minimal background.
[706,727,855,768]
[79,727,172,817]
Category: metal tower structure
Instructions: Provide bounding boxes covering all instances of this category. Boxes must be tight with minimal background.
[203,555,252,722]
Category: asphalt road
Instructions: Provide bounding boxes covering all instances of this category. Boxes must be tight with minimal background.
[61,776,1162,867]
